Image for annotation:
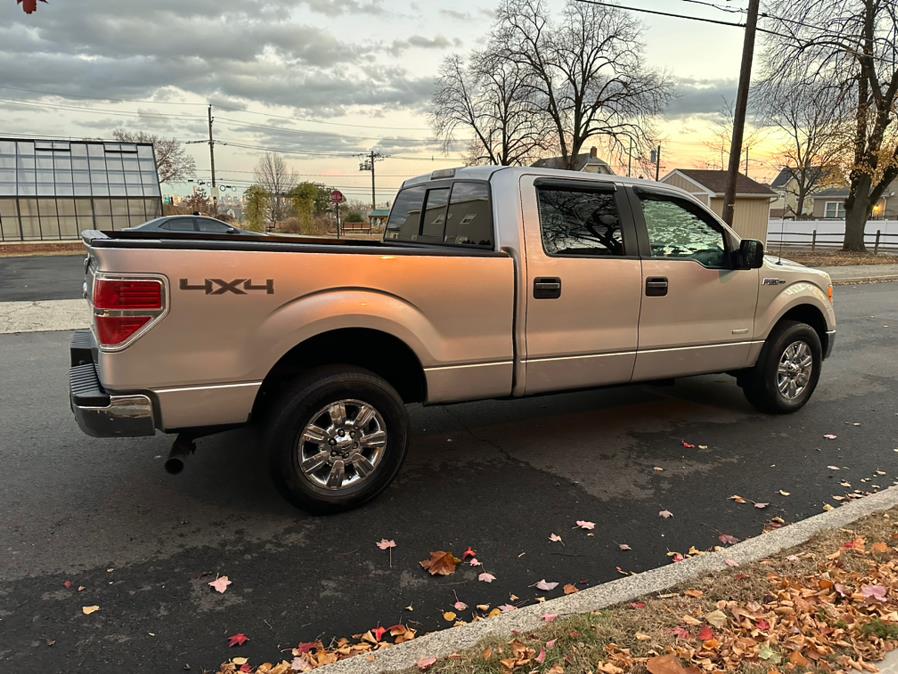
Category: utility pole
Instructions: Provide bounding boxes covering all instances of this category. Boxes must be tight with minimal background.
[651,145,662,181]
[207,104,217,214]
[723,0,760,226]
[358,150,385,211]
[744,147,749,178]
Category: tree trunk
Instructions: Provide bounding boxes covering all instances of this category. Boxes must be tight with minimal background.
[843,173,872,252]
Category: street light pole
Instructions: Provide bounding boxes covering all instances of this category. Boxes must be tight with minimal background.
[723,0,760,226]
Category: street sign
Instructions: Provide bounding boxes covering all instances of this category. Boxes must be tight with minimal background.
[331,190,345,205]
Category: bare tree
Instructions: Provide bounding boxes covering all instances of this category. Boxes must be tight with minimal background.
[254,152,296,228]
[762,0,898,251]
[756,78,849,217]
[112,129,196,183]
[432,50,549,165]
[701,99,765,173]
[494,0,669,170]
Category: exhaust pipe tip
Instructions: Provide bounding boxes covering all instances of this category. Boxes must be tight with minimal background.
[164,457,184,475]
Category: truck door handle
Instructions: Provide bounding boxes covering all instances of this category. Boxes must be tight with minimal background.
[645,277,668,297]
[533,277,562,299]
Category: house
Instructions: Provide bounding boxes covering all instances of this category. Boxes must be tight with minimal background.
[532,146,615,174]
[660,168,776,243]
[769,166,834,219]
[810,181,898,219]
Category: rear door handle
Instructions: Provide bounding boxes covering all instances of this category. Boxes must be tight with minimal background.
[533,277,562,299]
[645,276,668,297]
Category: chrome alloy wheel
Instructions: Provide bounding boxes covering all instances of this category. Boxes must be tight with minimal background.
[296,399,387,490]
[776,340,814,400]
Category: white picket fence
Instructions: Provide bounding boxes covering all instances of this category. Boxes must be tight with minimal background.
[766,219,898,251]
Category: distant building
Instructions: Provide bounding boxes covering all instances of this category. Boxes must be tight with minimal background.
[532,146,615,174]
[0,137,162,241]
[769,166,838,219]
[810,181,898,220]
[367,208,390,229]
[660,168,776,243]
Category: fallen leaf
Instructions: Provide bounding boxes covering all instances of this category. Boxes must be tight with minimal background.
[729,494,748,504]
[376,538,396,550]
[546,638,557,649]
[469,557,482,567]
[454,600,468,611]
[681,440,696,449]
[697,625,714,641]
[575,520,596,530]
[823,433,838,440]
[684,589,704,599]
[208,575,232,594]
[372,626,388,641]
[549,533,563,543]
[619,543,632,551]
[705,609,727,628]
[81,605,100,616]
[536,648,547,664]
[228,633,249,648]
[442,611,457,622]
[659,510,673,519]
[562,583,579,595]
[758,644,781,664]
[756,618,771,631]
[232,658,248,666]
[535,579,559,591]
[416,656,437,671]
[498,604,517,613]
[778,490,791,496]
[647,654,698,673]
[861,584,888,601]
[671,626,690,639]
[478,572,496,583]
[718,534,739,545]
[630,601,646,609]
[239,665,252,674]
[462,546,477,560]
[823,503,835,511]
[754,502,769,509]
[542,613,558,622]
[827,465,840,471]
[419,551,461,576]
[725,558,739,567]
[63,580,73,590]
[653,466,664,472]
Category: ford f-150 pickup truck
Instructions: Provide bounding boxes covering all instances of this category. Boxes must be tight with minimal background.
[70,166,836,512]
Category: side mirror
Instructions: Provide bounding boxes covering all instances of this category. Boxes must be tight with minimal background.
[736,239,764,269]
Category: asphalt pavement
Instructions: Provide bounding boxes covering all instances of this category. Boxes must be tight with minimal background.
[0,254,84,301]
[0,283,896,673]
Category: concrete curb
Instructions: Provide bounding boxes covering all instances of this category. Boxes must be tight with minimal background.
[832,274,898,286]
[322,485,898,673]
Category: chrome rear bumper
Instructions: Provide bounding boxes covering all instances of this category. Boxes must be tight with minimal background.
[69,331,156,437]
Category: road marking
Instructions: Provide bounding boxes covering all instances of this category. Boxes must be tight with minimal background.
[0,299,90,334]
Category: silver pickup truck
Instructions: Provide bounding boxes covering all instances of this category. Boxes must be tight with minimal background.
[70,166,836,512]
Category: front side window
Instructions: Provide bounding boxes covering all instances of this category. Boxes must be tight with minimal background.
[537,186,625,256]
[639,195,728,267]
[196,218,232,233]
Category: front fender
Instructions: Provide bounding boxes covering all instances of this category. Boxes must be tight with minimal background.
[752,280,836,361]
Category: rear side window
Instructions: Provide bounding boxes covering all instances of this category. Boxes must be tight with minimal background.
[196,219,232,233]
[537,186,625,256]
[161,218,195,232]
[384,181,493,248]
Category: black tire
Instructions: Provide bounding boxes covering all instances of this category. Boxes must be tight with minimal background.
[265,365,408,514]
[740,320,822,414]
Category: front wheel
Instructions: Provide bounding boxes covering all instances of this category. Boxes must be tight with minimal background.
[740,320,822,414]
[265,366,409,514]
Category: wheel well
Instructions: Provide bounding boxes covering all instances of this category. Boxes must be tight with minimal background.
[253,329,427,417]
[775,304,829,355]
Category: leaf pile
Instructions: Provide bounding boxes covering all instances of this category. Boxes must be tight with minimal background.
[216,624,417,673]
[419,514,898,673]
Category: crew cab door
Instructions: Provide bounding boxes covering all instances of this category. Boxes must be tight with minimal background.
[521,176,643,394]
[627,186,759,380]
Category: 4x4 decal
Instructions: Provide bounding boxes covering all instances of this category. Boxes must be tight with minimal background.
[179,278,274,295]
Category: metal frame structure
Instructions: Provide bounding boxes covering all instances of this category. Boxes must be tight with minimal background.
[0,138,163,241]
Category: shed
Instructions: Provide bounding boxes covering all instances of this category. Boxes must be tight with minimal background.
[660,169,776,243]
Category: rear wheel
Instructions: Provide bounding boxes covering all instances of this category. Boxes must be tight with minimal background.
[740,320,822,414]
[265,366,408,513]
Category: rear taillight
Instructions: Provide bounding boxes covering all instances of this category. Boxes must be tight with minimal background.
[92,277,166,348]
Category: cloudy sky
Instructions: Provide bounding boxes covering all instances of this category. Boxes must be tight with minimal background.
[0,0,782,204]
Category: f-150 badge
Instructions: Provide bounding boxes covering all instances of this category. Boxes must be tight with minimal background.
[179,278,274,295]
